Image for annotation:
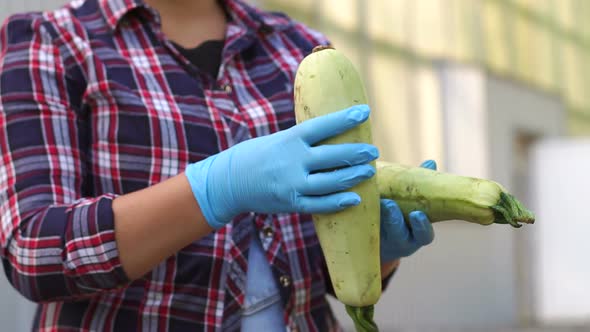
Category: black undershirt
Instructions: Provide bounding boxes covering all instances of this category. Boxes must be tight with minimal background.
[172,39,224,79]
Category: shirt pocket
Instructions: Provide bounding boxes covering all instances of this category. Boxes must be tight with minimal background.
[85,80,221,194]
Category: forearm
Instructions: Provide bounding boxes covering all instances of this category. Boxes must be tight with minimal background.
[2,173,212,302]
[381,259,399,279]
[113,173,213,280]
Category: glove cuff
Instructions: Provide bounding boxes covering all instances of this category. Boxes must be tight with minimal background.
[185,156,228,229]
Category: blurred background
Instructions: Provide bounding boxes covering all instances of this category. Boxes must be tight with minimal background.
[1,0,589,331]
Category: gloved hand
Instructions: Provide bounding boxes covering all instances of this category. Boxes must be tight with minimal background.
[186,105,379,229]
[380,159,437,263]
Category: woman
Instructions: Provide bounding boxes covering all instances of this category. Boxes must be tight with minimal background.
[0,0,435,330]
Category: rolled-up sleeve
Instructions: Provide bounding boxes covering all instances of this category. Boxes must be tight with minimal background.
[0,14,129,303]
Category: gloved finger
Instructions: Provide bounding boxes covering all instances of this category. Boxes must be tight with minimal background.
[294,104,370,145]
[408,211,434,246]
[380,199,410,241]
[296,192,361,214]
[302,164,375,195]
[420,159,437,170]
[307,143,379,171]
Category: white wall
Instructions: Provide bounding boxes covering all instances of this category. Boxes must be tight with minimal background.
[486,72,566,327]
[531,139,590,325]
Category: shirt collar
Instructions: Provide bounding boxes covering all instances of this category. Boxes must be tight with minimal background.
[225,0,291,34]
[99,0,292,33]
[99,0,146,31]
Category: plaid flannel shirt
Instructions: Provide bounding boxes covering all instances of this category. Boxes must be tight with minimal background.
[0,0,346,330]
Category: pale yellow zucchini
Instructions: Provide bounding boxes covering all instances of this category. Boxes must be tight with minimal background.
[376,161,535,228]
[294,45,381,308]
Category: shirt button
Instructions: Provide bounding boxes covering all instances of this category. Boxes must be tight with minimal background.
[279,275,291,288]
[260,24,274,34]
[223,84,232,93]
[262,226,273,238]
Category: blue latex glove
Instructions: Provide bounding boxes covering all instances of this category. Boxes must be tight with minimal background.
[380,159,437,263]
[185,105,379,229]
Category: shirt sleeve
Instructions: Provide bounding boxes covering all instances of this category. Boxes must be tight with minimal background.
[0,14,129,303]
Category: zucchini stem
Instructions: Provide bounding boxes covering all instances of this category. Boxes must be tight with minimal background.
[345,305,379,332]
[491,192,535,228]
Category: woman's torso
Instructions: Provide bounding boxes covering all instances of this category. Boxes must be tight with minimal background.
[27,0,340,331]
